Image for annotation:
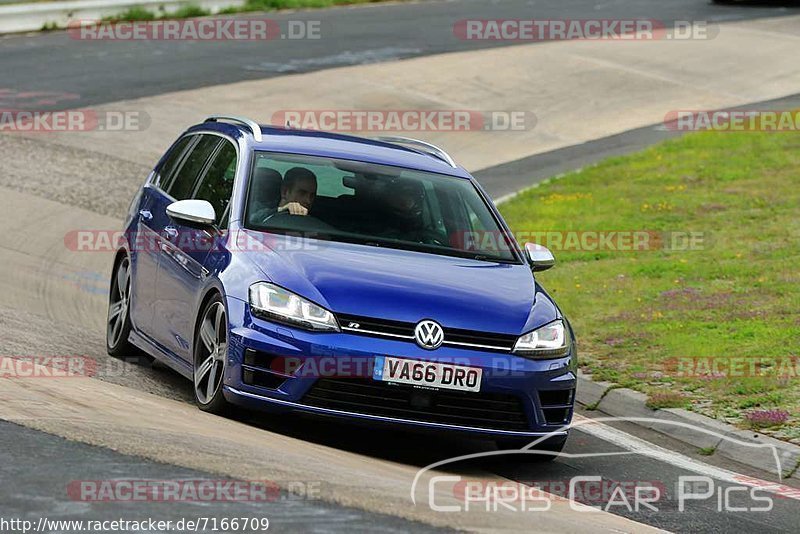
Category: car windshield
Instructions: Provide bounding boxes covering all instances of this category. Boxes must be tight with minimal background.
[244,151,519,263]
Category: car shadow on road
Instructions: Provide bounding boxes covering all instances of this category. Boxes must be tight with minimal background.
[127,357,588,477]
[227,406,588,478]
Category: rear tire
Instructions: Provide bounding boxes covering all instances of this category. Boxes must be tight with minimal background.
[494,436,566,462]
[193,294,230,415]
[106,254,153,365]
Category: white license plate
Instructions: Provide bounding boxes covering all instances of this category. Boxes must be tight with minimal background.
[373,356,482,392]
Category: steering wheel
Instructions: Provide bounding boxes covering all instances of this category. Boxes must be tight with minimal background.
[261,210,336,233]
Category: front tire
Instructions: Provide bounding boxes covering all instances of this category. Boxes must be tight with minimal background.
[193,294,230,414]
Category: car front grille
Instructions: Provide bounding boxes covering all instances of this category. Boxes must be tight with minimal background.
[336,313,517,352]
[302,377,530,431]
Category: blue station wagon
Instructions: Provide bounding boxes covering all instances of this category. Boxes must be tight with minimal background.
[107,116,577,456]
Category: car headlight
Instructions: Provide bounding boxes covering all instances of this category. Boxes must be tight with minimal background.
[513,320,570,358]
[249,282,339,332]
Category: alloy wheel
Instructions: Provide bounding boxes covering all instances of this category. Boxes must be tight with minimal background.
[194,301,227,405]
[107,257,130,349]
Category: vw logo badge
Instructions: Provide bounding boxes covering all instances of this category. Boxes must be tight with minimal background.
[414,320,444,350]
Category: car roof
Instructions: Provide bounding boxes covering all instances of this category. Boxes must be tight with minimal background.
[187,121,473,179]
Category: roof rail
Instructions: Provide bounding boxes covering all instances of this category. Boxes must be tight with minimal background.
[374,136,457,168]
[204,115,263,142]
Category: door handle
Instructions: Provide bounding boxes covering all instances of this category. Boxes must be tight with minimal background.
[139,209,152,221]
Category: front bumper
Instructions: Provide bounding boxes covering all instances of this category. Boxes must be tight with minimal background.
[223,297,577,438]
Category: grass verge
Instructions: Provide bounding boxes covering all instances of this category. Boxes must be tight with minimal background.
[498,128,800,443]
[37,0,397,30]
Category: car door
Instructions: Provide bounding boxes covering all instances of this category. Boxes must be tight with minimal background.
[128,134,196,335]
[146,134,222,356]
[152,135,238,361]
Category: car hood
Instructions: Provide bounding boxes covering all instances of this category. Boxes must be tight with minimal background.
[242,231,538,335]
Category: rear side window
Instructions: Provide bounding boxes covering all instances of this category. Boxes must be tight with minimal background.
[166,135,221,200]
[155,135,194,190]
[193,140,237,225]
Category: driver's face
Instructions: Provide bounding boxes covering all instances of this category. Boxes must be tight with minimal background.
[283,177,317,209]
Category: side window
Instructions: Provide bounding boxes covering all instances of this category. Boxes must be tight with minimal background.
[312,166,350,198]
[193,140,237,226]
[166,135,221,200]
[155,135,194,190]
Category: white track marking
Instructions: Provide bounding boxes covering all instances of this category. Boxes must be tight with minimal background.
[411,415,800,504]
[569,415,800,501]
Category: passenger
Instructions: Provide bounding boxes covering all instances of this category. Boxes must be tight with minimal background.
[382,180,425,240]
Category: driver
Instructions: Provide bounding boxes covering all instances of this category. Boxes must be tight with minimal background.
[277,167,317,216]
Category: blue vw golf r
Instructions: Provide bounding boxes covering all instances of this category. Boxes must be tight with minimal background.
[107,115,577,456]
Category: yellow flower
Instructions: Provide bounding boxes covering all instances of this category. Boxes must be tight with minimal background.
[540,192,593,205]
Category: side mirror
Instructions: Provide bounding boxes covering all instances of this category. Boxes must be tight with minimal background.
[524,242,555,272]
[166,199,216,226]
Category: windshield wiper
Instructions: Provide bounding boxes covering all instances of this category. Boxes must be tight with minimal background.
[468,253,517,264]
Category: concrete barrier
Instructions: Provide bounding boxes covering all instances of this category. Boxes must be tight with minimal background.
[0,0,246,34]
